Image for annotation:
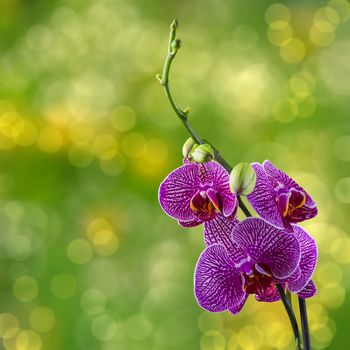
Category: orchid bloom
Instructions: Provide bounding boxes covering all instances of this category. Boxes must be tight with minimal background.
[194,218,317,314]
[158,161,237,227]
[247,160,318,231]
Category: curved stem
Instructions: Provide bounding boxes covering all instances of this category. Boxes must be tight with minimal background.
[276,284,303,350]
[157,20,252,218]
[299,297,311,350]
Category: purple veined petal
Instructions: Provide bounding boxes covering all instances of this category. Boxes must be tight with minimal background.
[288,226,318,293]
[232,218,301,280]
[194,244,246,312]
[262,160,316,208]
[297,280,317,299]
[203,162,237,217]
[247,163,285,229]
[229,294,248,315]
[204,214,247,263]
[158,163,200,222]
[279,267,301,283]
[178,219,202,228]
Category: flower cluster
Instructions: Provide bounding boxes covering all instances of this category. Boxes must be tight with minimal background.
[158,156,318,315]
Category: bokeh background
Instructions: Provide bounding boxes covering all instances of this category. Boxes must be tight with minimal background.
[0,0,349,349]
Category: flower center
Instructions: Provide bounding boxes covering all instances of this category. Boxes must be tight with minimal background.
[190,188,220,221]
[276,187,306,219]
[241,264,275,297]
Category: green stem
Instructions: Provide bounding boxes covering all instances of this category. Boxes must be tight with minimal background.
[299,297,311,350]
[276,284,303,350]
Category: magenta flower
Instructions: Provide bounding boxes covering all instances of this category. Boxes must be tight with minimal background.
[247,160,318,231]
[158,161,237,227]
[194,218,317,314]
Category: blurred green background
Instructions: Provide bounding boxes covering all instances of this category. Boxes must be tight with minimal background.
[0,0,349,349]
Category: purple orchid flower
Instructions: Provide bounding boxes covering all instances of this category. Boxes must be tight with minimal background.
[247,160,318,231]
[158,161,237,227]
[194,218,317,314]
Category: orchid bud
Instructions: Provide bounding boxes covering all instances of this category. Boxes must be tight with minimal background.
[182,137,197,159]
[171,39,182,53]
[230,162,256,195]
[191,144,214,163]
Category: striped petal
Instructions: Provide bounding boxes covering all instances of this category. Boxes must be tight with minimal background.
[247,163,285,229]
[297,280,317,299]
[158,163,199,222]
[288,226,318,293]
[232,218,301,279]
[194,244,246,312]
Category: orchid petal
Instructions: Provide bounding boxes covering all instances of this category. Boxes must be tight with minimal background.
[159,163,199,221]
[232,218,301,279]
[288,226,318,293]
[194,244,246,312]
[297,280,317,299]
[247,163,285,229]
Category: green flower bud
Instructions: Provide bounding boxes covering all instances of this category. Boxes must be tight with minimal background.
[182,137,197,159]
[171,39,182,53]
[230,162,256,196]
[191,144,214,163]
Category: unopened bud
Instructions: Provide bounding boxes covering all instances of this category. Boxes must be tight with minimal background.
[230,162,256,195]
[182,137,197,158]
[171,39,182,53]
[191,144,214,163]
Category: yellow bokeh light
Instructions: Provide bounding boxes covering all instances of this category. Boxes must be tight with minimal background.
[237,325,263,350]
[309,24,335,47]
[68,121,95,144]
[36,127,63,153]
[50,273,76,300]
[328,0,350,23]
[91,314,117,341]
[265,322,292,349]
[87,218,113,242]
[314,6,340,25]
[13,276,39,302]
[15,330,42,350]
[68,143,94,167]
[143,139,168,165]
[29,306,55,333]
[331,237,350,264]
[289,76,311,98]
[297,96,316,118]
[80,289,107,315]
[121,132,147,159]
[110,105,137,132]
[316,262,343,287]
[92,134,118,160]
[267,22,293,47]
[99,154,126,176]
[334,177,350,203]
[66,238,93,265]
[0,313,20,339]
[93,234,119,256]
[333,135,350,162]
[12,120,38,146]
[273,98,298,123]
[280,38,306,64]
[319,285,345,309]
[265,3,291,24]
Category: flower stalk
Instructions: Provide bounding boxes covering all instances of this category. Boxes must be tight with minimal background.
[276,284,303,350]
[299,297,311,350]
[157,19,310,350]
